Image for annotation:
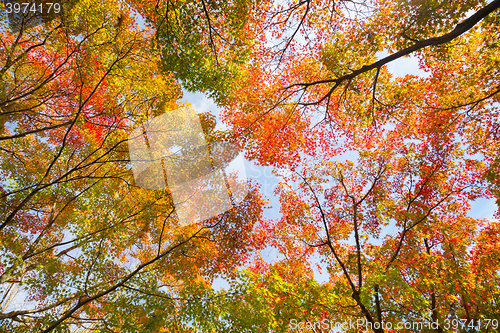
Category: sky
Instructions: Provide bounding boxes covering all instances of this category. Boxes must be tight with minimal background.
[2,6,498,321]
[3,52,496,314]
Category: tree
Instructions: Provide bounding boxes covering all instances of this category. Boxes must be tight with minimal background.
[147,0,500,332]
[0,1,265,331]
[135,0,273,104]
[2,0,500,331]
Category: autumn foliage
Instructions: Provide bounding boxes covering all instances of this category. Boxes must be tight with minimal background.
[1,0,500,332]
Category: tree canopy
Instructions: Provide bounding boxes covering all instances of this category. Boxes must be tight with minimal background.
[1,0,500,332]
